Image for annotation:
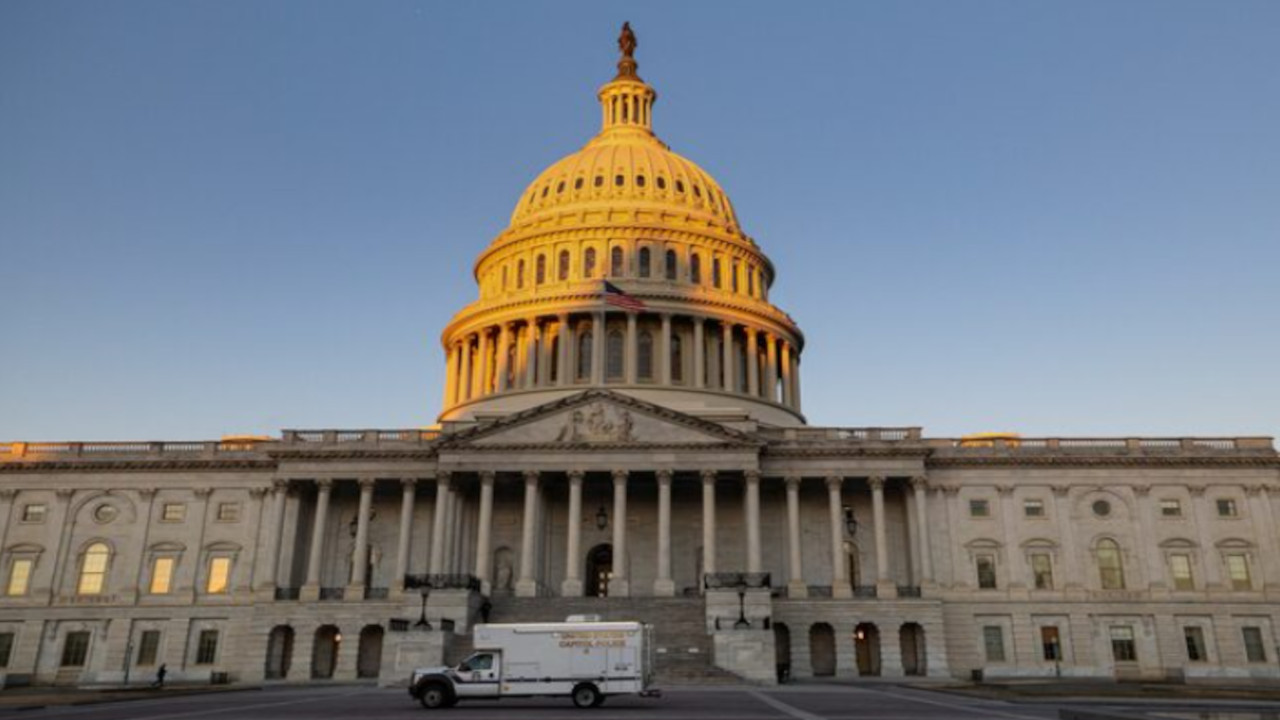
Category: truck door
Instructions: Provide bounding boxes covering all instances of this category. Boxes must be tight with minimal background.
[454,652,500,698]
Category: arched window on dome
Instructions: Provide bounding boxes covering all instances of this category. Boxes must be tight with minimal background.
[516,260,525,289]
[656,176,667,191]
[712,258,722,288]
[637,331,654,381]
[671,334,684,383]
[731,259,740,293]
[747,266,755,296]
[638,247,651,278]
[610,247,624,277]
[502,265,509,290]
[535,255,546,285]
[606,330,625,381]
[665,250,678,281]
[577,330,593,381]
[574,177,584,191]
[583,248,597,278]
[1097,538,1125,590]
[78,542,110,595]
[690,254,702,284]
[558,250,570,281]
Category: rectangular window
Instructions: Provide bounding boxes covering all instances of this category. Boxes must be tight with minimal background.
[1040,626,1061,661]
[712,258,722,288]
[216,503,239,522]
[136,630,161,666]
[1217,499,1238,517]
[982,626,1006,663]
[1110,626,1137,662]
[21,504,46,523]
[1030,553,1054,590]
[195,630,218,665]
[1160,499,1182,517]
[1169,554,1195,591]
[1023,499,1045,517]
[1226,554,1252,590]
[1184,627,1208,662]
[969,499,990,518]
[161,503,186,522]
[206,557,231,594]
[150,557,175,595]
[976,555,997,589]
[7,558,32,596]
[61,631,91,667]
[0,632,14,668]
[1242,627,1267,663]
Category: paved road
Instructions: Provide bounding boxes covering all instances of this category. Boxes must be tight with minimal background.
[2,683,1277,720]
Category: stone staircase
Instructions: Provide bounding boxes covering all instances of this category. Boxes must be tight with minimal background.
[481,596,744,685]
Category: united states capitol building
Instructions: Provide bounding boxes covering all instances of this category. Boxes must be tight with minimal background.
[2,27,1278,688]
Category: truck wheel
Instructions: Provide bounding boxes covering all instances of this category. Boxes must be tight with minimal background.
[571,683,601,709]
[418,682,450,709]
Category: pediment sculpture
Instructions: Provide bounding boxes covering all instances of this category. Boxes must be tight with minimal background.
[555,402,634,443]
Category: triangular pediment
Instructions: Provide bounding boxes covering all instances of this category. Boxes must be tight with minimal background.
[438,390,761,450]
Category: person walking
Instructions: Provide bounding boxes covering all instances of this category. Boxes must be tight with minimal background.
[151,663,167,689]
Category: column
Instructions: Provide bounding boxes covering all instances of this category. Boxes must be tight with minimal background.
[693,317,706,389]
[625,312,638,383]
[303,479,332,595]
[721,323,735,392]
[659,313,672,385]
[745,470,762,573]
[654,470,675,596]
[592,311,606,384]
[746,328,760,397]
[611,469,630,597]
[349,478,375,591]
[996,485,1022,590]
[764,334,778,402]
[474,472,495,593]
[701,470,717,583]
[557,313,571,386]
[827,476,851,598]
[394,478,416,592]
[561,471,585,596]
[524,318,539,388]
[440,482,457,572]
[428,473,451,574]
[785,476,807,597]
[792,355,802,412]
[911,477,934,586]
[496,323,512,392]
[475,329,490,396]
[780,342,793,406]
[870,476,895,597]
[443,344,460,407]
[516,471,540,596]
[458,336,473,402]
[261,479,289,591]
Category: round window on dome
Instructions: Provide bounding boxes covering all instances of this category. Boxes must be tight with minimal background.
[615,174,624,187]
[557,181,565,194]
[636,175,645,187]
[675,180,685,194]
[1092,499,1112,518]
[656,176,667,190]
[541,186,549,198]
[574,178,584,190]
[693,184,702,198]
[594,175,604,187]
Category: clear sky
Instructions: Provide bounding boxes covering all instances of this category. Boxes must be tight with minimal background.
[2,1,1277,441]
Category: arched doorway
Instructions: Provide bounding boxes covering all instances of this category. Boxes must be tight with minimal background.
[854,623,881,677]
[264,625,294,680]
[585,544,613,597]
[900,623,926,676]
[357,625,384,679]
[312,625,340,679]
[774,623,792,682]
[809,623,835,677]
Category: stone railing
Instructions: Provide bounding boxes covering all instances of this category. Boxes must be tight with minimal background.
[403,574,481,592]
[932,437,1274,454]
[0,440,273,460]
[758,427,923,443]
[703,572,771,590]
[280,429,441,446]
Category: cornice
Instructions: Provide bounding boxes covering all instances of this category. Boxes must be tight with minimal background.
[763,447,931,459]
[927,455,1279,469]
[0,459,277,473]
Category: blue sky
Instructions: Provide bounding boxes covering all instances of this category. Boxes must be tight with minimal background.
[2,1,1277,441]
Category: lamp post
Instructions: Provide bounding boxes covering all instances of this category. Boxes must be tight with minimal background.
[595,506,608,531]
[414,587,433,630]
[733,579,750,630]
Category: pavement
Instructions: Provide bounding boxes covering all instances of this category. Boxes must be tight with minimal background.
[1,683,1279,720]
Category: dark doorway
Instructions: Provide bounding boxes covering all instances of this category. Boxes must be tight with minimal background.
[774,623,792,682]
[312,625,340,679]
[265,625,294,679]
[900,622,925,676]
[357,625,384,679]
[586,544,613,597]
[855,623,881,677]
[809,623,835,677]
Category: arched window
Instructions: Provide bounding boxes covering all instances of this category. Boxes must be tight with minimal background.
[584,248,597,278]
[712,258,722,288]
[638,247,651,278]
[665,249,678,280]
[1097,539,1125,589]
[606,330,625,380]
[610,247,624,277]
[637,331,654,380]
[747,266,755,296]
[731,259,740,292]
[558,250,570,281]
[690,254,702,284]
[577,330,592,380]
[516,259,525,289]
[78,543,110,595]
[535,255,546,285]
[670,334,684,383]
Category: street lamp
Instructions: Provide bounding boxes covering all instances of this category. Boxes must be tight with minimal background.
[843,505,858,537]
[595,506,609,531]
[414,588,433,630]
[733,580,751,630]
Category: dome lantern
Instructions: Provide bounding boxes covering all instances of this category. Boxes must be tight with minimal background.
[597,22,657,141]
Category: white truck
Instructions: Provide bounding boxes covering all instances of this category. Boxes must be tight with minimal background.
[409,619,659,709]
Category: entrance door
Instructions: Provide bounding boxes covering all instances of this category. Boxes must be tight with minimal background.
[809,623,835,677]
[357,625,383,679]
[585,544,613,597]
[855,623,881,677]
[900,623,925,676]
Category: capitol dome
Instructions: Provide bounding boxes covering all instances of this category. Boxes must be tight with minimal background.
[439,24,805,426]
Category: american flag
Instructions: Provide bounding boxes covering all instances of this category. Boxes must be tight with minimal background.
[602,280,647,312]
